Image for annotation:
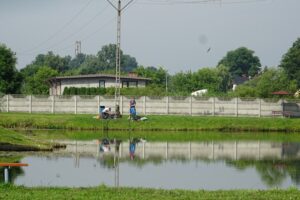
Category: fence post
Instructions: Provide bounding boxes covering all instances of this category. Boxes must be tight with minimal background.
[143,96,146,115]
[6,95,9,113]
[190,96,192,116]
[97,95,100,115]
[258,98,261,117]
[120,96,123,114]
[166,96,169,115]
[212,97,215,116]
[51,95,55,114]
[29,95,32,114]
[235,98,238,117]
[74,95,77,114]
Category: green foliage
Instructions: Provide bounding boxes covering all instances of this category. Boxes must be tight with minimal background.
[170,67,231,95]
[235,68,297,98]
[63,87,106,96]
[22,66,58,95]
[218,47,261,77]
[76,44,138,74]
[280,38,300,87]
[134,66,167,87]
[0,43,22,94]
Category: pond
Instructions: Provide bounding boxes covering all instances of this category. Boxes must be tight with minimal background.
[1,139,300,190]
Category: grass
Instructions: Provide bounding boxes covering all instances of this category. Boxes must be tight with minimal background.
[1,113,300,132]
[20,129,300,142]
[0,127,51,150]
[0,184,299,200]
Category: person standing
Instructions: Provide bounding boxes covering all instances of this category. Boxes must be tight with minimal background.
[129,97,136,120]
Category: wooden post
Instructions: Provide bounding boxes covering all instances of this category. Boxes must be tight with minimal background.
[4,167,9,183]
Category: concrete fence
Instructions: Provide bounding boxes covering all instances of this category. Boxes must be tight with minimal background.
[0,94,299,117]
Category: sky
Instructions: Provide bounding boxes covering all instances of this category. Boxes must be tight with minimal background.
[0,0,300,74]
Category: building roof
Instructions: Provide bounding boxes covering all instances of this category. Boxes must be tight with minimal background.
[233,76,249,85]
[48,74,151,82]
[271,91,291,95]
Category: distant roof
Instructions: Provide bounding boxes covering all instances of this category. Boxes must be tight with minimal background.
[48,74,151,82]
[233,76,249,85]
[271,91,291,95]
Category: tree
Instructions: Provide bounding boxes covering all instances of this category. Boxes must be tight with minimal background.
[218,47,261,77]
[0,44,22,94]
[280,38,300,87]
[21,51,71,77]
[97,44,138,72]
[22,66,58,95]
[134,66,167,87]
[234,68,297,98]
[169,67,231,96]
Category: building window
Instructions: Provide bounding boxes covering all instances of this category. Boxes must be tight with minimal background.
[122,81,138,88]
[99,80,105,88]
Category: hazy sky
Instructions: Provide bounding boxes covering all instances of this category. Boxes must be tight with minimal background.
[0,0,300,73]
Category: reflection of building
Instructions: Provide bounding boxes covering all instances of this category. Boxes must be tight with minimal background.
[55,141,300,161]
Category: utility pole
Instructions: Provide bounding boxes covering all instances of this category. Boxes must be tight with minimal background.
[75,41,81,56]
[106,0,134,115]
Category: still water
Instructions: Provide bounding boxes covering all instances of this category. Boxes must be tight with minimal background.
[1,140,300,190]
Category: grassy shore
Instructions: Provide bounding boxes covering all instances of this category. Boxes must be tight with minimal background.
[1,113,300,132]
[0,127,51,150]
[24,129,300,142]
[0,185,299,200]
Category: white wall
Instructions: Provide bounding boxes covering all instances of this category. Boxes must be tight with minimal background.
[1,95,297,117]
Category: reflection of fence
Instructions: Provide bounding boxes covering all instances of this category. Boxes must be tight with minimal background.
[0,95,297,117]
[56,141,299,161]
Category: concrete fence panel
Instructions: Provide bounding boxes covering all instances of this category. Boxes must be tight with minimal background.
[32,95,52,113]
[0,94,295,117]
[238,98,260,117]
[77,96,98,114]
[191,97,212,116]
[214,97,236,116]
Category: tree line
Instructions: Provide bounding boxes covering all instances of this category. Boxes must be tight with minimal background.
[1,38,300,98]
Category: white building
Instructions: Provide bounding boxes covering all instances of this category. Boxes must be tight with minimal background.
[48,73,151,95]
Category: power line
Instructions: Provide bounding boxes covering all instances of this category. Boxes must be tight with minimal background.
[106,0,134,116]
[136,0,268,5]
[18,0,95,54]
[18,4,110,56]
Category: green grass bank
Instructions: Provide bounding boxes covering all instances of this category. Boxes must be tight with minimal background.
[0,127,52,151]
[25,129,300,142]
[1,113,300,132]
[0,185,299,200]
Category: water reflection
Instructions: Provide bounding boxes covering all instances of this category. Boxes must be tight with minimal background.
[1,141,300,190]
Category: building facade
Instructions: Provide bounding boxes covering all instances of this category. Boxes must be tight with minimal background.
[48,74,151,95]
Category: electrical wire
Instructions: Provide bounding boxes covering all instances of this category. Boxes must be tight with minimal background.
[18,0,95,54]
[18,4,110,56]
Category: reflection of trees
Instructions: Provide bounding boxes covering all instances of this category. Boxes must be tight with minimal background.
[227,160,300,187]
[0,156,24,184]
